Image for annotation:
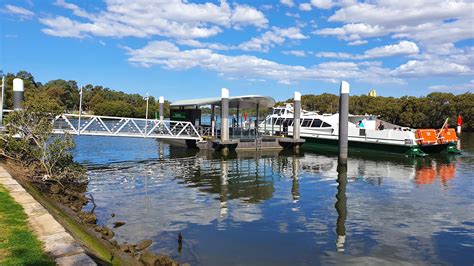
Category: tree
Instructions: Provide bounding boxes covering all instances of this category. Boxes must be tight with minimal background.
[0,91,84,184]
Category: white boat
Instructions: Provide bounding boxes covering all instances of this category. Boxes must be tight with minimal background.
[260,104,458,156]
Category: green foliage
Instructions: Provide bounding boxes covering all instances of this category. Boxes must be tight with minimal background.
[0,92,85,183]
[0,185,55,265]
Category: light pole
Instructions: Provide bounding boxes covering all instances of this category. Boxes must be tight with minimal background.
[144,93,149,137]
[0,72,4,128]
[78,85,83,135]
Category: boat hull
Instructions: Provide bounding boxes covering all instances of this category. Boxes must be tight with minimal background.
[301,136,417,155]
[419,143,451,154]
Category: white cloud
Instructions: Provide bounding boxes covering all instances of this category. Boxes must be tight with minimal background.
[429,80,474,92]
[347,40,367,46]
[239,27,308,52]
[392,60,471,77]
[315,0,473,46]
[283,50,307,57]
[40,0,268,39]
[299,3,312,11]
[3,4,34,19]
[231,4,268,28]
[364,41,419,58]
[122,40,401,84]
[280,0,295,7]
[311,0,333,9]
[316,41,419,59]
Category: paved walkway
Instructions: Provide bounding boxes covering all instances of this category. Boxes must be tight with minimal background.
[0,166,96,266]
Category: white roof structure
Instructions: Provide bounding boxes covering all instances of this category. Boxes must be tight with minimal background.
[170,95,276,109]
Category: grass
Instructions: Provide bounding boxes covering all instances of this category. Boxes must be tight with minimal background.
[0,185,55,266]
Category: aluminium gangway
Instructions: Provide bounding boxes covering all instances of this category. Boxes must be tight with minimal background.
[51,114,202,140]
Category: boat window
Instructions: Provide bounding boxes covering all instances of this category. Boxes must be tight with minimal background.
[286,118,293,126]
[312,119,322,127]
[275,118,283,125]
[301,119,312,127]
[273,109,284,115]
[321,122,331,127]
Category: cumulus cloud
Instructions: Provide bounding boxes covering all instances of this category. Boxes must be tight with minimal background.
[122,40,402,84]
[316,41,419,59]
[238,27,308,52]
[299,3,312,11]
[40,0,268,39]
[392,60,471,77]
[3,4,34,19]
[315,0,473,46]
[311,0,333,9]
[280,0,295,7]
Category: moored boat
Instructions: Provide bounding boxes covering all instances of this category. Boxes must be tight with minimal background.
[260,104,459,156]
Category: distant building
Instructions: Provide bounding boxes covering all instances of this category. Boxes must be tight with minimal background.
[368,90,377,97]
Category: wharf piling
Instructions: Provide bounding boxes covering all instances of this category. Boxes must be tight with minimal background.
[13,78,24,111]
[338,81,349,165]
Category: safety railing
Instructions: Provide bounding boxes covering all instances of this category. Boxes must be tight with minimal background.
[52,114,202,140]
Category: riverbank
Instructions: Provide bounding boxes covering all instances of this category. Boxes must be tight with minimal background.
[0,183,54,265]
[1,161,179,266]
[0,165,95,265]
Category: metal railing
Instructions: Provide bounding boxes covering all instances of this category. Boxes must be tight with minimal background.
[52,114,202,140]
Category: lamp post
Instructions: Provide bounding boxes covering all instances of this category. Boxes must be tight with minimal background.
[0,72,4,128]
[144,93,149,137]
[78,85,83,135]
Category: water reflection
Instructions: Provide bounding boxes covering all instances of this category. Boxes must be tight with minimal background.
[335,164,347,252]
[75,136,474,265]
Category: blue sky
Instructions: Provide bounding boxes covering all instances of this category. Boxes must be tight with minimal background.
[1,0,473,101]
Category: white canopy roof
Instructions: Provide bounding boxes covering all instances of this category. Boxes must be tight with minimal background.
[170,95,276,109]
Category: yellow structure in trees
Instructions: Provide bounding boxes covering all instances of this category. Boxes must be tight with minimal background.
[368,90,377,97]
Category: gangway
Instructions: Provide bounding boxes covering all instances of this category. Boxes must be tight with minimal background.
[51,113,201,140]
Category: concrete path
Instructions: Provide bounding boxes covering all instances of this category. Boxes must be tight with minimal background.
[0,166,96,266]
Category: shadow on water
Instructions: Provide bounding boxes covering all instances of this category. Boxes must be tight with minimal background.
[74,134,474,265]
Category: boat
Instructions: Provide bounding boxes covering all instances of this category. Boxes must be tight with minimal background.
[259,103,459,156]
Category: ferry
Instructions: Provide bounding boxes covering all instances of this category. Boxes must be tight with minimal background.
[260,104,459,156]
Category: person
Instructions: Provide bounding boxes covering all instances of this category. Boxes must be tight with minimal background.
[378,122,385,130]
[357,120,365,128]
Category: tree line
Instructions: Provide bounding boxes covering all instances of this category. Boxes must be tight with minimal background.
[278,92,473,131]
[2,71,473,130]
[1,71,170,118]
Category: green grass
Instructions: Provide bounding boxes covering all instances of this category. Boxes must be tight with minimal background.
[0,185,55,266]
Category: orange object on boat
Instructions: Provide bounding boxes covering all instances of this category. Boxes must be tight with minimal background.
[437,128,457,144]
[416,129,438,145]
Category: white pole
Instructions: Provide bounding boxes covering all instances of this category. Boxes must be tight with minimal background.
[0,74,5,128]
[78,85,83,135]
[145,93,149,137]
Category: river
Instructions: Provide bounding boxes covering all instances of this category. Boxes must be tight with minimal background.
[73,133,474,265]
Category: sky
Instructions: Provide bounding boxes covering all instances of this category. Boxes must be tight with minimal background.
[0,0,473,101]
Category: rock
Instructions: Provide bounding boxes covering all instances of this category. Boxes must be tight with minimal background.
[109,239,118,246]
[81,213,97,224]
[101,226,114,239]
[139,250,159,266]
[94,225,101,232]
[119,244,130,253]
[50,184,62,194]
[156,254,178,266]
[70,205,79,212]
[136,239,153,251]
[111,213,116,218]
[113,221,126,228]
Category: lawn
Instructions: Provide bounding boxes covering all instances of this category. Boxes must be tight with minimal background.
[0,184,55,265]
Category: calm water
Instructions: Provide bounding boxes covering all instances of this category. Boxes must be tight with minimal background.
[74,134,474,265]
